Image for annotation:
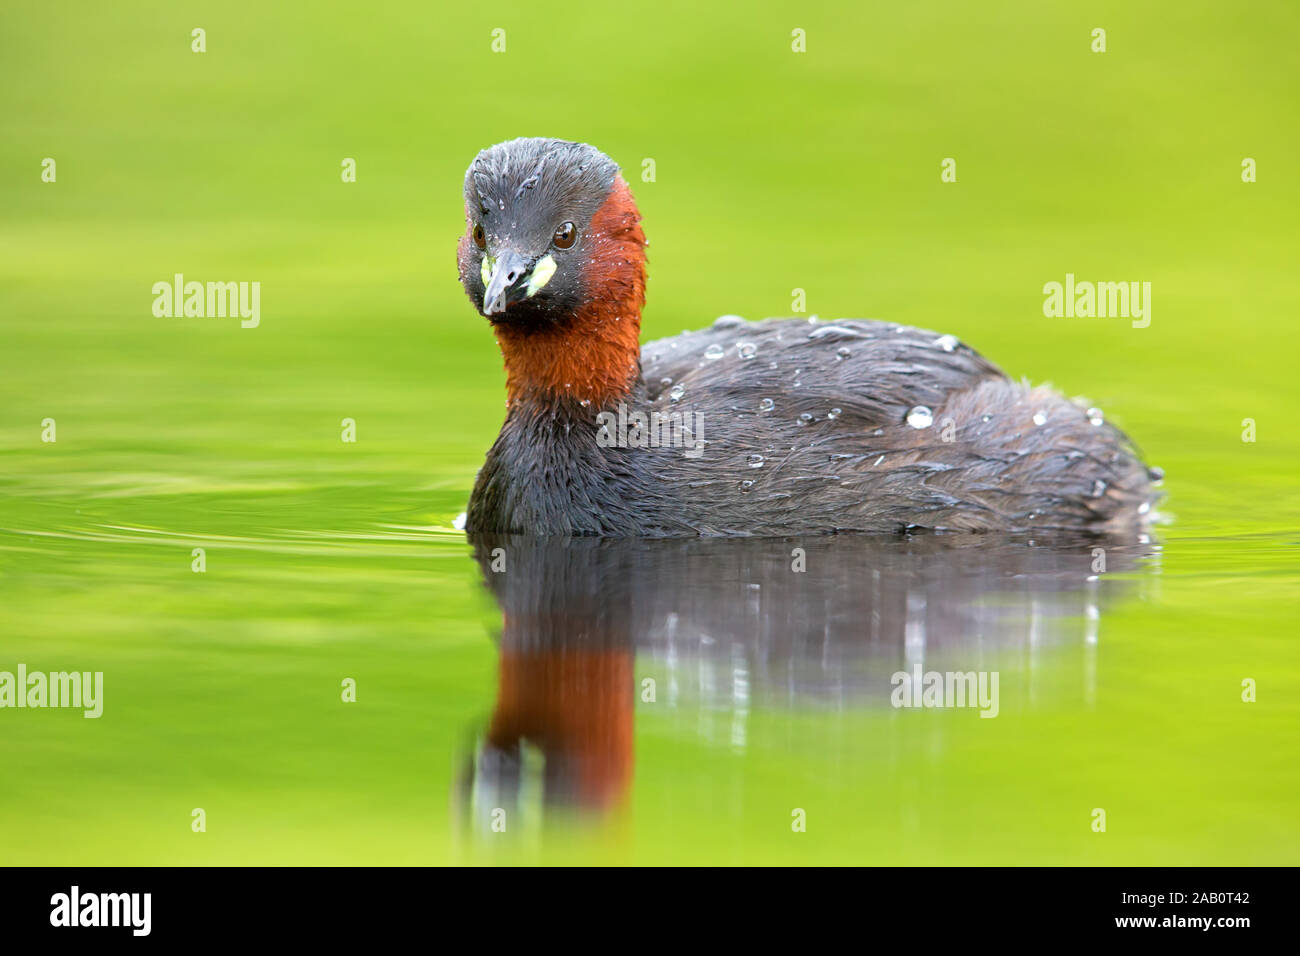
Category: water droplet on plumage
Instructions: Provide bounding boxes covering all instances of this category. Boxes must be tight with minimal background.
[737,341,757,359]
[713,314,746,329]
[827,408,841,420]
[797,413,814,425]
[1032,411,1047,426]
[747,454,765,468]
[1087,407,1104,426]
[808,325,867,341]
[758,398,775,412]
[1090,479,1107,498]
[669,384,685,401]
[703,344,725,361]
[934,334,958,352]
[835,346,851,360]
[906,405,934,429]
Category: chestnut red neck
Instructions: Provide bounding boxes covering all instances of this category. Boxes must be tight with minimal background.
[493,176,646,408]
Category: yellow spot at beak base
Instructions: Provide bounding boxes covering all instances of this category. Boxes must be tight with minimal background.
[526,255,557,297]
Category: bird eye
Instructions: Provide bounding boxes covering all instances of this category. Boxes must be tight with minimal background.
[472,224,486,250]
[552,222,577,249]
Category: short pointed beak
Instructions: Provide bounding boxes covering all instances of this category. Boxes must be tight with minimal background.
[482,250,533,316]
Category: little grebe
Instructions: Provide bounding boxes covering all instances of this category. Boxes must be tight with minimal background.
[457,138,1157,536]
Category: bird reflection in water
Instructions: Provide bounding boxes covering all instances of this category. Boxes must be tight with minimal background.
[454,532,1156,838]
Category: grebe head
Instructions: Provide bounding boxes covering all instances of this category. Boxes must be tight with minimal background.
[457,138,648,405]
[458,138,632,321]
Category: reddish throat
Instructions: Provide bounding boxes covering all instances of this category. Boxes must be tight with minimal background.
[492,176,646,407]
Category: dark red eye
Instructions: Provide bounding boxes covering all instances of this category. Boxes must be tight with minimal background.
[472,224,486,249]
[552,221,577,249]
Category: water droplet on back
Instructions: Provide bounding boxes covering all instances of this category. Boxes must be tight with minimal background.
[808,326,867,341]
[906,405,934,429]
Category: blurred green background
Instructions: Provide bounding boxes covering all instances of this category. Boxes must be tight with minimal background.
[1,1,1297,864]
